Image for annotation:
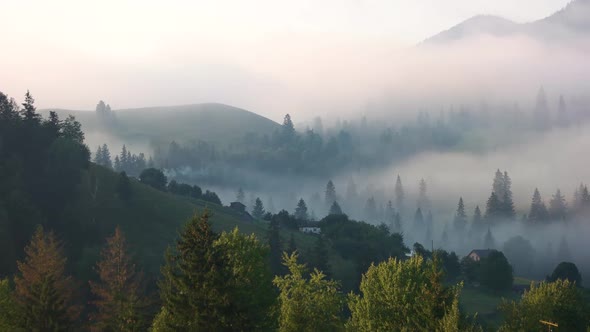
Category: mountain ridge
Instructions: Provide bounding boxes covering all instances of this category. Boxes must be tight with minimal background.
[423,0,590,44]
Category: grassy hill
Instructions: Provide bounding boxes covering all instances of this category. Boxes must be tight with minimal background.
[71,164,320,282]
[71,164,269,279]
[46,103,280,147]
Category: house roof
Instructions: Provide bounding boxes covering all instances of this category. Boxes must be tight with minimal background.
[468,249,494,258]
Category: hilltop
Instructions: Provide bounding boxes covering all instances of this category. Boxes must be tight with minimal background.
[46,103,281,147]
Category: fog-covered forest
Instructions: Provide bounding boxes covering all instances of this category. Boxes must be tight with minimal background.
[3,0,590,330]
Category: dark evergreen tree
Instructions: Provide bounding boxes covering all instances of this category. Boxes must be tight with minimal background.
[20,91,41,124]
[325,180,337,207]
[252,197,265,219]
[281,114,296,142]
[294,198,309,221]
[528,188,549,223]
[479,250,513,291]
[485,192,502,223]
[329,201,343,215]
[453,197,467,230]
[549,189,567,221]
[471,205,483,231]
[202,190,222,205]
[94,145,103,165]
[113,155,121,171]
[158,211,227,330]
[417,178,430,209]
[101,144,112,169]
[501,171,515,219]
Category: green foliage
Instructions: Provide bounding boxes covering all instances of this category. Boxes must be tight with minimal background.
[273,252,344,332]
[139,168,167,191]
[347,255,460,331]
[499,280,588,332]
[158,210,227,330]
[479,251,513,291]
[0,279,20,331]
[158,213,275,331]
[214,228,276,331]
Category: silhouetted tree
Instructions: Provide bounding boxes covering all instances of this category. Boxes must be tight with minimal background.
[325,180,337,208]
[329,201,343,215]
[528,188,549,223]
[548,262,582,286]
[294,198,309,221]
[139,168,167,191]
[252,197,265,219]
[395,175,405,213]
[454,197,467,231]
[549,189,567,221]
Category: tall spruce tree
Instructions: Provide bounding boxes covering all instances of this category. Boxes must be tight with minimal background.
[294,198,309,221]
[13,226,80,331]
[472,205,483,231]
[101,144,112,169]
[549,189,567,221]
[454,197,467,231]
[158,211,227,330]
[483,227,496,249]
[325,180,337,208]
[329,201,343,215]
[252,197,265,219]
[485,192,502,223]
[90,226,147,331]
[528,188,549,223]
[501,171,515,219]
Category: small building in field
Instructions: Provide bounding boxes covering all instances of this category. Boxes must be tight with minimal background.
[229,201,246,213]
[467,249,493,262]
[299,227,321,235]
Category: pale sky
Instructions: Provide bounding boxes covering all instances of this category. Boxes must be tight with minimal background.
[0,0,573,116]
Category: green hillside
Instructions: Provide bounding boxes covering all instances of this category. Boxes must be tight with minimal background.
[72,164,271,279]
[46,103,280,146]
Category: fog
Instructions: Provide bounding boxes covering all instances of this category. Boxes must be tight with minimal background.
[5,0,590,281]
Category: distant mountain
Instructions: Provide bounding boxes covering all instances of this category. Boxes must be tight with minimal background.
[423,0,590,45]
[46,103,281,146]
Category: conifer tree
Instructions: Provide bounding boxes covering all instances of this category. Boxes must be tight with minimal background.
[101,144,112,169]
[325,180,337,207]
[501,171,515,219]
[492,169,505,201]
[454,197,467,230]
[294,198,309,221]
[20,90,41,124]
[90,226,147,331]
[158,211,227,330]
[418,178,430,209]
[557,95,569,127]
[120,145,128,171]
[13,226,80,331]
[252,197,265,219]
[528,188,549,223]
[329,201,343,215]
[472,205,482,230]
[114,155,121,172]
[485,192,502,223]
[94,145,103,164]
[549,189,567,221]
